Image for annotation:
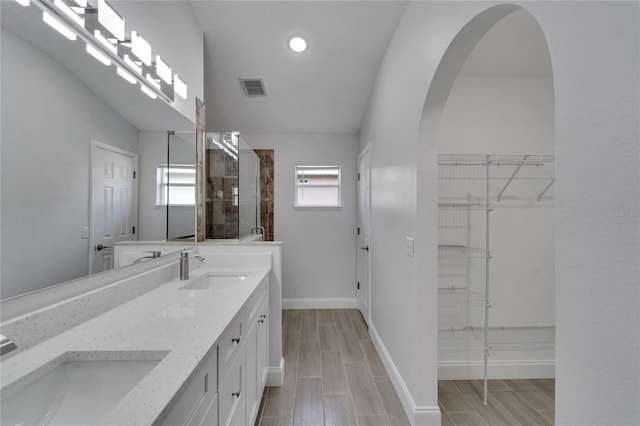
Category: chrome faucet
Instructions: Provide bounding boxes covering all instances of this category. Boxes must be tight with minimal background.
[132,251,161,264]
[179,251,205,280]
[251,226,266,241]
[1,334,17,356]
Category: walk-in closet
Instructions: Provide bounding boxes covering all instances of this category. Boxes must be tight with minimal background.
[435,10,556,405]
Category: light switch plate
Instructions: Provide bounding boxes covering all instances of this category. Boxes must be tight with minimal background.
[82,227,89,239]
[406,237,414,257]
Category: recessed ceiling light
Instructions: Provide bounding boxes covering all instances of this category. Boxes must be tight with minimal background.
[288,36,307,53]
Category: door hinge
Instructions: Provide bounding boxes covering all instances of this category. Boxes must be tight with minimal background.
[357,172,360,181]
[357,227,360,235]
[132,226,136,234]
[357,281,360,290]
[133,171,136,179]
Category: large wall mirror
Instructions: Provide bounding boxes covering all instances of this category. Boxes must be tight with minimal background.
[0,1,196,300]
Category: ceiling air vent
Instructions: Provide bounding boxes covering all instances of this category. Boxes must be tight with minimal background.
[240,78,267,97]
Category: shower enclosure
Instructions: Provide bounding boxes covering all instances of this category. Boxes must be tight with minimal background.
[204,132,261,240]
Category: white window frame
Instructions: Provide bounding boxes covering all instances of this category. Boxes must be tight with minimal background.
[294,165,342,208]
[156,164,196,207]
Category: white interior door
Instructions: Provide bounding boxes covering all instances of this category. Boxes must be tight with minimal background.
[90,141,138,274]
[357,147,371,320]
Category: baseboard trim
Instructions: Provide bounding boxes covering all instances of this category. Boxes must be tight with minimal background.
[369,324,441,426]
[266,357,285,386]
[439,360,555,380]
[282,298,357,309]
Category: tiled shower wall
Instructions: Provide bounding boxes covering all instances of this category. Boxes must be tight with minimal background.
[205,149,239,239]
[255,149,274,241]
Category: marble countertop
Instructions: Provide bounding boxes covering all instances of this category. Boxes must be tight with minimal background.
[0,265,271,425]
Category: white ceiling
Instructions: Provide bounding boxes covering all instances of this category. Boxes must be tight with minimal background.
[191,3,552,135]
[190,1,407,134]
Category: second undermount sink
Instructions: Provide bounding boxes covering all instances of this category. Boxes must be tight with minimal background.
[180,273,249,290]
[1,351,166,426]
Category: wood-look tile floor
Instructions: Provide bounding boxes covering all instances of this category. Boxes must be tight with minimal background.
[255,309,411,426]
[256,309,555,426]
[438,379,555,426]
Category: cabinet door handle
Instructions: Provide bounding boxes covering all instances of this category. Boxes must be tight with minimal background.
[232,337,240,344]
[258,319,264,324]
[232,391,241,398]
[260,314,267,319]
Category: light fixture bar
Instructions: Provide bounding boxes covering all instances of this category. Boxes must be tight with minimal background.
[174,74,187,100]
[145,73,161,90]
[131,31,152,66]
[14,0,30,7]
[140,85,157,99]
[123,55,142,74]
[53,0,85,28]
[43,11,77,41]
[86,44,111,66]
[155,56,172,84]
[117,67,137,84]
[94,30,117,55]
[98,0,125,41]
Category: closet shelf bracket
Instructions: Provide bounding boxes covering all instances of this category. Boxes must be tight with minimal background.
[537,178,555,202]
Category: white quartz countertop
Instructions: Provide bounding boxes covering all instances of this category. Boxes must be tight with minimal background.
[0,266,271,426]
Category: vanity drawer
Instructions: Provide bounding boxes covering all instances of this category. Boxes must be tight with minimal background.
[161,349,217,426]
[246,277,268,324]
[218,310,244,383]
[218,346,246,426]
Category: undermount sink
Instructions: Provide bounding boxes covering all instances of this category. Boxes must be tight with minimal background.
[1,351,166,426]
[180,273,249,290]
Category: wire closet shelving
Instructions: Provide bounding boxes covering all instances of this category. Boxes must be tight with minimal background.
[437,154,555,405]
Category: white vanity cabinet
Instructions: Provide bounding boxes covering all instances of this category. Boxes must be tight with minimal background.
[247,296,269,425]
[160,350,217,426]
[160,274,269,426]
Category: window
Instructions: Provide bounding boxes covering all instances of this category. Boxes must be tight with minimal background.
[295,165,341,207]
[156,164,196,206]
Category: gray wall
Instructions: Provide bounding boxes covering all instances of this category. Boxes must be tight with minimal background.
[245,133,358,304]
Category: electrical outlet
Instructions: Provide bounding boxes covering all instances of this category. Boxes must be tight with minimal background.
[406,237,414,257]
[82,227,89,239]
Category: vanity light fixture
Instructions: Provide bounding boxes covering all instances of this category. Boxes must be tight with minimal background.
[43,11,77,41]
[53,0,84,28]
[86,44,111,66]
[140,85,157,99]
[94,30,117,55]
[98,0,125,41]
[288,36,307,53]
[146,73,161,90]
[116,67,137,84]
[124,54,142,75]
[174,75,187,99]
[28,0,188,104]
[131,31,152,66]
[155,56,172,85]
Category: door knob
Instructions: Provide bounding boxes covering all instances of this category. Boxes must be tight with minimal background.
[96,244,112,251]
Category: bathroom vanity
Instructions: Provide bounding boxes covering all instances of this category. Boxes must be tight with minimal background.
[0,244,283,426]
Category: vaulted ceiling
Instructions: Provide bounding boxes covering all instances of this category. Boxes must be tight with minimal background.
[190,3,552,135]
[190,1,407,134]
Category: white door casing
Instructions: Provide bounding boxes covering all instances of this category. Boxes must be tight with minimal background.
[89,141,138,274]
[357,145,371,321]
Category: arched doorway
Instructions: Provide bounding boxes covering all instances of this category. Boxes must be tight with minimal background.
[417,3,556,420]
